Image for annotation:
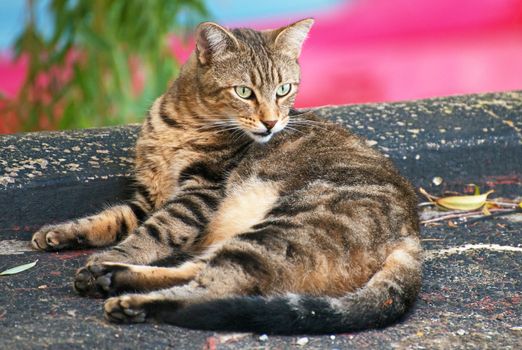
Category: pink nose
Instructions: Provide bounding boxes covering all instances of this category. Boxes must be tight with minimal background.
[261,120,277,130]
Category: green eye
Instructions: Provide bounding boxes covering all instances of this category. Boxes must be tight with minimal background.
[276,83,291,97]
[234,86,253,99]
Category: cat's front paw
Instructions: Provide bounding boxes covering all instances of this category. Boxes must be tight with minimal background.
[104,295,148,323]
[31,224,85,251]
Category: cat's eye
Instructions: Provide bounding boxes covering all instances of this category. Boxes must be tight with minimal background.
[234,86,253,99]
[276,84,291,97]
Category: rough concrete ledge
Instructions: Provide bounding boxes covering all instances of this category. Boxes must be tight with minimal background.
[1,92,521,349]
[1,91,521,230]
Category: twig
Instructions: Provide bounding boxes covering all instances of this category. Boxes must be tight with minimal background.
[459,208,522,225]
[419,187,438,201]
[487,201,521,208]
[421,211,482,224]
[418,202,435,208]
[422,209,477,219]
[420,208,514,224]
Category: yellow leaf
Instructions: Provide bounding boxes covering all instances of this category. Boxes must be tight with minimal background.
[485,201,500,209]
[436,190,494,211]
[482,206,491,216]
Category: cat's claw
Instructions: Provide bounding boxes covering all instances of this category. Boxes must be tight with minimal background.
[104,295,147,324]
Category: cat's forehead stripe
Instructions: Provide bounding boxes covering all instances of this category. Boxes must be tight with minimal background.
[230,27,285,88]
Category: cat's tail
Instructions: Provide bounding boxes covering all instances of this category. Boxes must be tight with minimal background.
[154,237,422,335]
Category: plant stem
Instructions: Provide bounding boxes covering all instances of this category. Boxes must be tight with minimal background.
[460,208,522,225]
[421,208,515,224]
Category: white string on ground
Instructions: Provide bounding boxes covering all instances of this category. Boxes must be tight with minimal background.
[424,243,522,260]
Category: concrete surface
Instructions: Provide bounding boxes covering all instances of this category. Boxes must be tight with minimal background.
[1,92,521,349]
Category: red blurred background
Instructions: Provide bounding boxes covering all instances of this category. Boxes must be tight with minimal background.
[1,0,522,133]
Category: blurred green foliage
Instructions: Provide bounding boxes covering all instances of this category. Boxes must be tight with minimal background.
[11,0,206,131]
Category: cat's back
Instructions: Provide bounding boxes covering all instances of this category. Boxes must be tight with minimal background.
[254,113,406,186]
[248,113,419,236]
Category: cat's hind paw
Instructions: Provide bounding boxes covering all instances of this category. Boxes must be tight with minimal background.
[104,295,147,324]
[74,265,101,297]
[74,262,132,298]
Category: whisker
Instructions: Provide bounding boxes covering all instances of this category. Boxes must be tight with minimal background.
[230,129,247,143]
[290,118,327,125]
[195,125,233,131]
[288,120,329,131]
[290,109,315,116]
[194,121,238,131]
[215,126,243,134]
[284,126,305,135]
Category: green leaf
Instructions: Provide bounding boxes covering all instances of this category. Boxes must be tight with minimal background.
[11,0,208,131]
[0,260,39,276]
[79,25,111,51]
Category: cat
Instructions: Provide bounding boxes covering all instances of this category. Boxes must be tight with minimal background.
[31,19,422,334]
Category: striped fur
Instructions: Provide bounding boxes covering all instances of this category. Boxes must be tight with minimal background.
[32,19,422,334]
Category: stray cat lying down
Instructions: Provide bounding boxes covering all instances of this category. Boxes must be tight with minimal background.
[32,19,422,334]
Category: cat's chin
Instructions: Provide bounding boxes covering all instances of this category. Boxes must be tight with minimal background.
[248,131,274,143]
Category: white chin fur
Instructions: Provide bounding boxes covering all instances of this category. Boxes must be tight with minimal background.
[246,122,287,143]
[248,132,274,143]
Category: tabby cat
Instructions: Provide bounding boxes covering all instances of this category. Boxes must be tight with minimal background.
[32,19,422,334]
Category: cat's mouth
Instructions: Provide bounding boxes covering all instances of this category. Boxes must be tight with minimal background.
[252,131,272,137]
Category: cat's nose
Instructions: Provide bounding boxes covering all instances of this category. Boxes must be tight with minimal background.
[261,120,277,130]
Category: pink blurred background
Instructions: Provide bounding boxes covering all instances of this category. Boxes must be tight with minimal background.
[1,0,522,133]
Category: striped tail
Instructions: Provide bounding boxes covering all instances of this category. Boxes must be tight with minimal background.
[150,237,422,334]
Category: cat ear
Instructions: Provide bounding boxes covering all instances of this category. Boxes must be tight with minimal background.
[195,22,240,65]
[272,18,314,59]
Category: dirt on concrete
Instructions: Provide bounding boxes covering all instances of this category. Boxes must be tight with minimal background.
[0,217,520,349]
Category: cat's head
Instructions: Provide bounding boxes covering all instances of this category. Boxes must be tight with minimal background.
[191,19,313,143]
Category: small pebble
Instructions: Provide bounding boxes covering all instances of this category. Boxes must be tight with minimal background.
[66,310,77,317]
[456,329,466,336]
[296,337,309,346]
[330,335,336,340]
[258,334,268,342]
[432,176,443,186]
